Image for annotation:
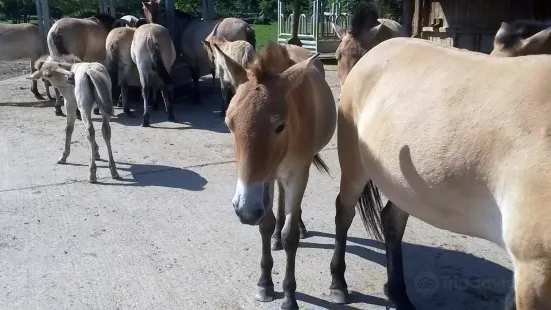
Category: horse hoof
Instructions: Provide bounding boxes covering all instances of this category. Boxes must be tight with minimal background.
[329,289,349,304]
[55,110,66,117]
[93,108,101,115]
[281,297,299,310]
[57,158,67,164]
[271,239,283,251]
[94,154,101,160]
[167,114,175,122]
[255,286,274,302]
[141,120,150,127]
[111,172,120,179]
[124,109,134,118]
[299,229,308,239]
[89,176,98,183]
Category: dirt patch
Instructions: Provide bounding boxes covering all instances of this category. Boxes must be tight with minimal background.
[0,60,31,81]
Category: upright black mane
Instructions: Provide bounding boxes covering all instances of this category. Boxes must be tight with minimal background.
[496,19,551,47]
[93,13,117,30]
[350,2,380,37]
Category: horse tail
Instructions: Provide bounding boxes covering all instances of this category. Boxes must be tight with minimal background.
[86,69,115,117]
[312,154,330,174]
[47,29,68,56]
[245,25,256,50]
[356,180,385,241]
[105,44,119,89]
[146,35,173,85]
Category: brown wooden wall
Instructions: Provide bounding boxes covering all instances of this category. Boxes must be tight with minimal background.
[410,0,551,53]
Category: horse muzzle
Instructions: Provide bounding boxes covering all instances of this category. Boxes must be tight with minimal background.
[232,180,270,226]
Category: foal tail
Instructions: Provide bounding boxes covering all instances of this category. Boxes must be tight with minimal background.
[146,35,173,85]
[357,180,385,241]
[245,25,256,50]
[86,69,115,117]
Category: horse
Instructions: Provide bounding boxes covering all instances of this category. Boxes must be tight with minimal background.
[333,35,551,309]
[47,13,118,118]
[131,23,176,127]
[331,2,406,86]
[105,21,149,117]
[27,55,120,183]
[491,20,551,56]
[204,36,256,116]
[142,0,256,104]
[120,15,139,27]
[221,42,336,310]
[0,23,49,100]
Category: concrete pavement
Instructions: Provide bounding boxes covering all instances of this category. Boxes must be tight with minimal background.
[0,71,512,310]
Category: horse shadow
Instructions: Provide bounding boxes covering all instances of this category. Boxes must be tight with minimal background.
[108,82,230,133]
[67,160,207,190]
[299,231,513,310]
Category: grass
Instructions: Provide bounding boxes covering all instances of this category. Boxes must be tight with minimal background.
[0,19,39,24]
[251,22,278,49]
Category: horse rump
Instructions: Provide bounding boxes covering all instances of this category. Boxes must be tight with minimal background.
[85,69,115,117]
[146,36,173,85]
[47,29,69,56]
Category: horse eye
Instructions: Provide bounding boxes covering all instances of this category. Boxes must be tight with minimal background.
[275,123,286,134]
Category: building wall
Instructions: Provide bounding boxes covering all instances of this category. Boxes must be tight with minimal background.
[412,0,545,53]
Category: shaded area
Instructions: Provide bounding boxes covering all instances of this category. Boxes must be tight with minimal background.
[301,230,512,310]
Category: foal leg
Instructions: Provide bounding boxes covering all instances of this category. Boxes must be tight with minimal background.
[382,201,415,309]
[256,183,276,302]
[44,79,55,100]
[57,100,77,164]
[30,59,45,100]
[101,114,120,179]
[280,166,310,310]
[161,84,175,121]
[81,109,98,183]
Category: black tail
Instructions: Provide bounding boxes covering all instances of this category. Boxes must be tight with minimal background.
[146,36,173,85]
[51,31,69,55]
[105,48,119,91]
[313,154,330,174]
[357,180,385,241]
[246,26,256,50]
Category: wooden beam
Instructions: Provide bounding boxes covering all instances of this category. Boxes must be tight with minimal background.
[42,0,51,39]
[109,0,116,17]
[35,0,45,49]
[202,0,214,20]
[402,0,413,36]
[164,0,176,43]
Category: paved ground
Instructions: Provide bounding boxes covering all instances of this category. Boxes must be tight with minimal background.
[0,60,513,310]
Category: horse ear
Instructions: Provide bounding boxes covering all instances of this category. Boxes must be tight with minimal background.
[520,28,551,54]
[331,22,346,40]
[27,71,42,80]
[280,52,320,92]
[212,43,248,87]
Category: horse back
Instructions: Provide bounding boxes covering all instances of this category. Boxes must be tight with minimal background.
[51,18,110,62]
[0,23,43,59]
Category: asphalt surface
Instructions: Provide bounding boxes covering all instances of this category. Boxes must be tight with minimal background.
[0,68,513,310]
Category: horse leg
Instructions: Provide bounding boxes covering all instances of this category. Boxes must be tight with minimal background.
[271,180,286,251]
[219,82,228,117]
[44,79,55,100]
[151,89,159,111]
[30,59,45,100]
[161,84,175,121]
[81,109,98,183]
[382,201,415,309]
[190,67,201,105]
[56,99,77,164]
[121,82,133,117]
[54,88,66,117]
[101,114,120,179]
[280,165,310,310]
[141,86,151,127]
[255,183,277,302]
[298,209,308,239]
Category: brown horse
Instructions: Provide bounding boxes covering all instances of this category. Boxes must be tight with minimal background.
[0,23,48,100]
[47,13,118,118]
[220,42,336,310]
[491,20,551,56]
[331,2,406,86]
[131,23,176,127]
[335,35,551,309]
[142,0,255,103]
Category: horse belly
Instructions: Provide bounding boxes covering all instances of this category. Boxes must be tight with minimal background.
[357,115,505,247]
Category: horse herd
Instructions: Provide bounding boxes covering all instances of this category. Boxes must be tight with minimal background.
[3,0,551,309]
